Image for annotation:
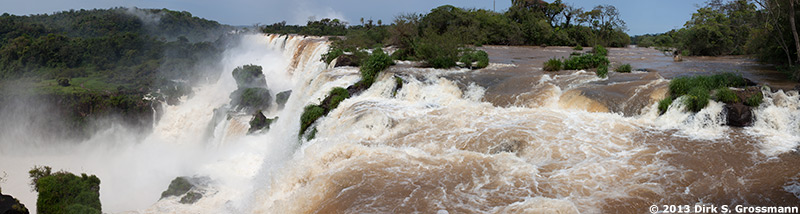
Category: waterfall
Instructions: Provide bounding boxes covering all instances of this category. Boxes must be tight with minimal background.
[3,35,800,214]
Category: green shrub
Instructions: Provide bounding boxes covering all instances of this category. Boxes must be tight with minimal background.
[360,48,393,87]
[238,88,271,110]
[299,105,325,136]
[414,33,461,68]
[658,96,673,115]
[57,77,71,87]
[327,87,350,110]
[573,45,583,51]
[543,58,562,71]
[714,87,739,103]
[668,73,747,97]
[745,91,763,107]
[563,54,609,70]
[29,166,102,214]
[321,47,345,64]
[597,64,608,78]
[474,50,489,69]
[684,87,710,112]
[593,45,608,56]
[615,64,632,73]
[456,49,488,69]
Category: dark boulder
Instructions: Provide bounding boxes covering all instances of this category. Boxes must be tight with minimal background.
[725,103,753,127]
[0,194,29,214]
[334,54,359,67]
[275,90,291,110]
[160,176,209,205]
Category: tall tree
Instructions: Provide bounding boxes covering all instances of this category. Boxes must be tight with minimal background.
[790,0,800,63]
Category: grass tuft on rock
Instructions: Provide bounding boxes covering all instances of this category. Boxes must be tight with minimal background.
[543,58,561,71]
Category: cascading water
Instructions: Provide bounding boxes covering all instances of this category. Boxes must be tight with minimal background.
[1,35,800,214]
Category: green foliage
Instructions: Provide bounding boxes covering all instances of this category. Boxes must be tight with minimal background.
[596,64,608,78]
[300,18,347,36]
[28,166,52,192]
[658,96,673,115]
[678,1,755,56]
[321,48,344,65]
[232,65,266,88]
[685,87,711,112]
[573,45,583,51]
[714,87,739,103]
[563,53,609,70]
[413,33,461,68]
[459,49,489,69]
[359,48,393,87]
[615,64,632,73]
[65,204,100,214]
[745,91,763,107]
[543,58,562,71]
[668,73,747,97]
[593,45,608,56]
[667,73,747,112]
[249,111,276,133]
[327,87,350,110]
[237,88,271,111]
[299,105,325,136]
[29,166,101,214]
[57,77,71,86]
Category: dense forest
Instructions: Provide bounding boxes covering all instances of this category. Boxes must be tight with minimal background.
[0,7,235,138]
[631,0,800,81]
[262,0,630,69]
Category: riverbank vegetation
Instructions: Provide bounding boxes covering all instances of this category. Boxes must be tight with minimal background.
[29,166,102,214]
[0,8,234,139]
[632,0,800,81]
[658,72,762,113]
[263,1,631,69]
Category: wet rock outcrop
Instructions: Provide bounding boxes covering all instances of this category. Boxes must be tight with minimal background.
[724,103,752,127]
[0,194,28,214]
[160,176,209,205]
[248,110,277,134]
[275,90,291,110]
[230,65,271,113]
[722,86,762,127]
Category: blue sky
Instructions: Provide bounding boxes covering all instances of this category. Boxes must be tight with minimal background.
[1,0,708,35]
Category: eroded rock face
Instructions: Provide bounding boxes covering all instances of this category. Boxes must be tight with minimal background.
[725,103,752,127]
[0,194,29,214]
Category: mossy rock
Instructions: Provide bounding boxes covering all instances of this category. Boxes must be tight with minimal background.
[232,64,267,88]
[248,110,277,134]
[230,87,272,113]
[161,177,193,199]
[179,191,203,204]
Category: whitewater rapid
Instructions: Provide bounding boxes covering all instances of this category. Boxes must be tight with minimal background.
[1,34,799,213]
